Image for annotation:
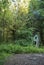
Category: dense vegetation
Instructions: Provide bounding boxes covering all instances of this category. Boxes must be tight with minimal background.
[0,0,44,65]
[0,0,44,44]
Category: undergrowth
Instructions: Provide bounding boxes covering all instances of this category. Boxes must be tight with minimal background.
[0,43,44,65]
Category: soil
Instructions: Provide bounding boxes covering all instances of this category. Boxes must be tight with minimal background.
[4,54,44,65]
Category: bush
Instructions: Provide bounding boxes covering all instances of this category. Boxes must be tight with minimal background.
[15,39,32,46]
[0,43,44,54]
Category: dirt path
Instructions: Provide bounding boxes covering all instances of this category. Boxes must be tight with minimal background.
[4,54,44,65]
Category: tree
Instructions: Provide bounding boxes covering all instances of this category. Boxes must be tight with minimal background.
[28,0,44,44]
[0,0,14,42]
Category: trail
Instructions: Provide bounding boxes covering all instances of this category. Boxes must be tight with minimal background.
[4,54,44,65]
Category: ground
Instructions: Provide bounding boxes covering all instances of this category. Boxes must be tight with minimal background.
[4,54,44,65]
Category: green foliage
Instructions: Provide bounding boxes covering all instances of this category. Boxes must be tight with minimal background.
[0,0,14,42]
[0,0,44,64]
[0,52,10,65]
[0,43,44,54]
[15,39,32,46]
[0,43,44,65]
[29,0,44,44]
[0,0,44,43]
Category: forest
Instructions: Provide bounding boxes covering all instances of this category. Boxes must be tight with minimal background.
[0,0,44,65]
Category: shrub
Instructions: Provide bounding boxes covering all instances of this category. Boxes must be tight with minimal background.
[15,39,32,46]
[0,43,44,54]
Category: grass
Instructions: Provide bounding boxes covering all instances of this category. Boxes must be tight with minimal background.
[0,52,10,65]
[0,43,44,65]
[0,43,44,54]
